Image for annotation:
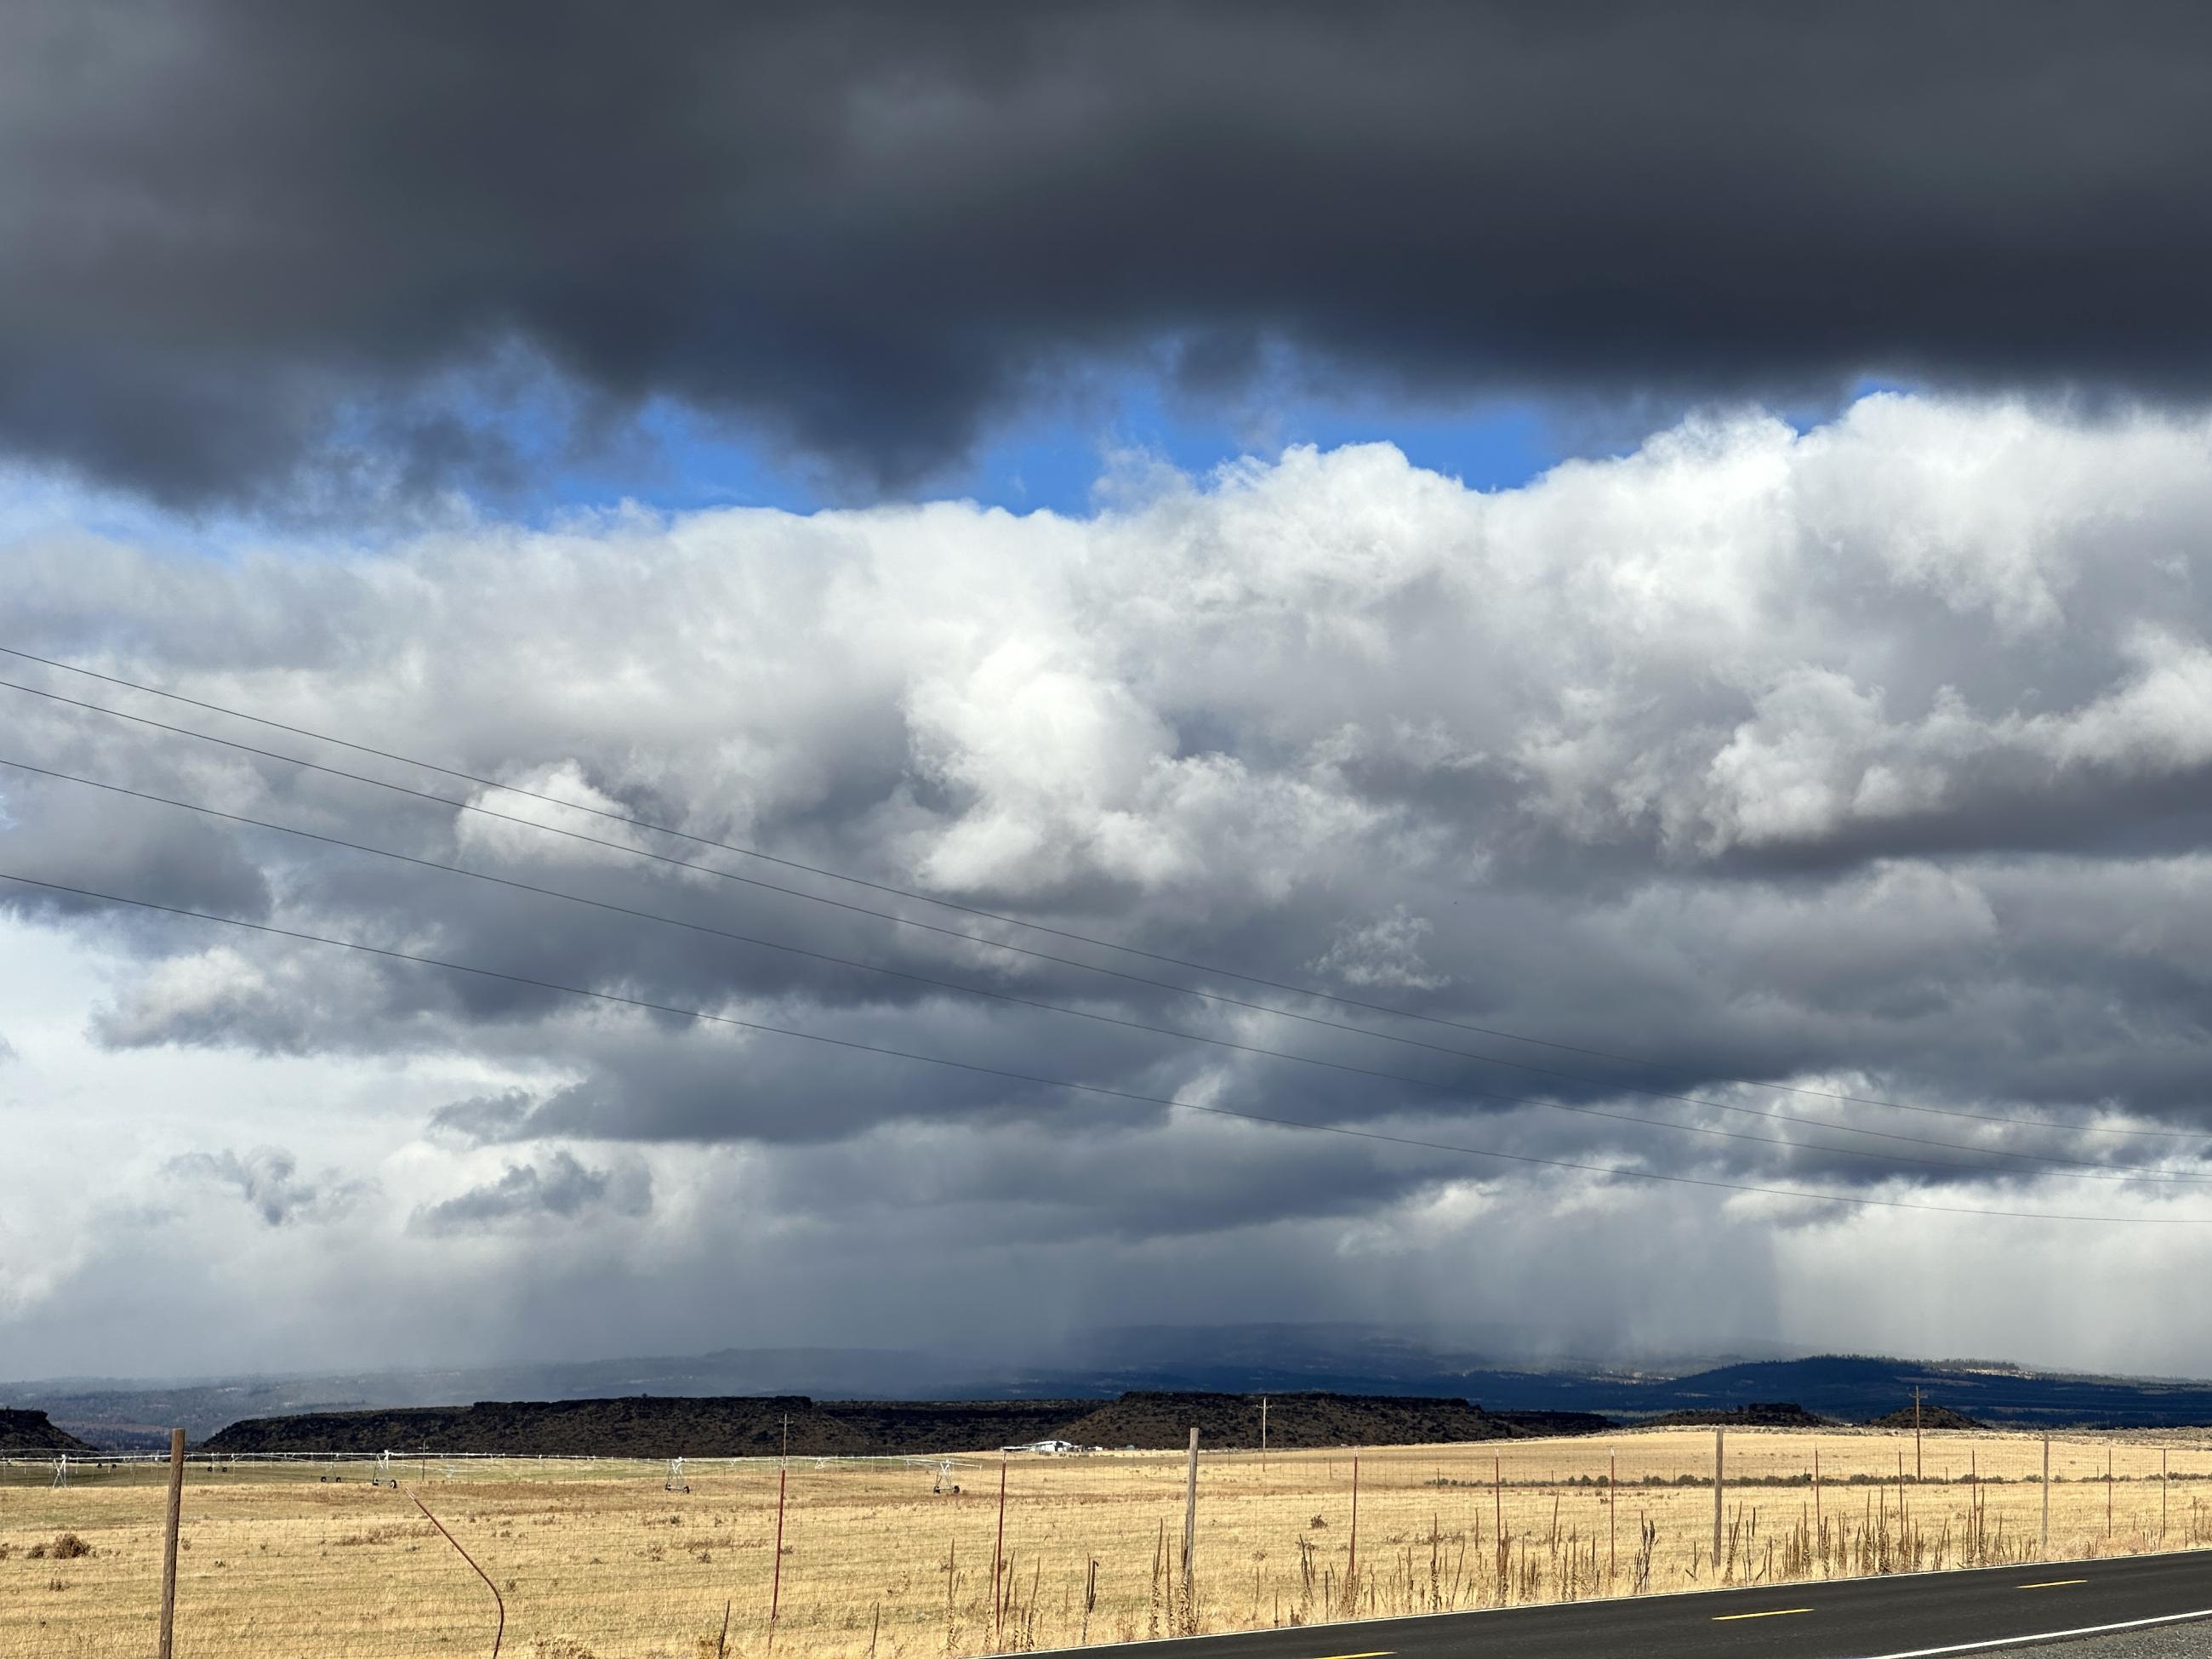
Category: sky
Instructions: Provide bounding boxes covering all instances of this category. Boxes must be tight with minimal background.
[8,3,2212,1385]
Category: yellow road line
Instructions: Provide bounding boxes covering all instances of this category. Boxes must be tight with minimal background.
[2017,1578,2089,1589]
[1713,1608,1813,1622]
[1309,1651,1395,1658]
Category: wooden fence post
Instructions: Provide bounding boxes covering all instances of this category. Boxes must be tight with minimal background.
[1347,1447,1360,1593]
[157,1428,185,1659]
[1182,1429,1199,1600]
[2042,1437,2050,1559]
[994,1457,1009,1645]
[1913,1387,1923,1483]
[1712,1428,1725,1575]
[1608,1448,1616,1590]
[1493,1453,1502,1582]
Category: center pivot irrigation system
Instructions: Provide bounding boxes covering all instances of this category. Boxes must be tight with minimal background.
[3,1450,985,1482]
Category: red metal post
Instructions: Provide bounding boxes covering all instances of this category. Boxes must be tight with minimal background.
[410,1488,505,1659]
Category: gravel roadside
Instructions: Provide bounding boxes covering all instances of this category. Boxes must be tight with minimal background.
[1980,1619,2212,1657]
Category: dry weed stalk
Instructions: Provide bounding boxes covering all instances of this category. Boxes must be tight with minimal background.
[18,1428,2212,1659]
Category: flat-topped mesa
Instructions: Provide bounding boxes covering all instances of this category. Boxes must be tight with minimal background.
[1866,1402,1985,1431]
[0,1408,94,1451]
[1639,1401,1836,1429]
[199,1390,1616,1457]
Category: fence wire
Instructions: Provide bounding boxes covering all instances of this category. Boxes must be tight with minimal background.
[5,1431,2212,1658]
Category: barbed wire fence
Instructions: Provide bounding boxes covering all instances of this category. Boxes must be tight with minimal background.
[6,1430,2212,1657]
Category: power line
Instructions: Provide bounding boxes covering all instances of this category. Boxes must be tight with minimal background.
[6,669,2200,1147]
[14,752,2199,1189]
[3,865,2205,1227]
[14,641,2169,1140]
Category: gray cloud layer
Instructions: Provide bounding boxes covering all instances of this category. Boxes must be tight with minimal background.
[8,396,2212,1374]
[8,3,2212,502]
[164,1146,367,1226]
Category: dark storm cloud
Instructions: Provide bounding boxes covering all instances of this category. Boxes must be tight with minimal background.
[409,1151,651,1234]
[0,760,271,926]
[8,1,2212,503]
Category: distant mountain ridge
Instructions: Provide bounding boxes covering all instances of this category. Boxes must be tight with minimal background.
[17,1331,2212,1451]
[200,1391,1611,1457]
[1576,1355,2212,1429]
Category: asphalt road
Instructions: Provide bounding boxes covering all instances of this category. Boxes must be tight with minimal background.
[1106,1551,2212,1659]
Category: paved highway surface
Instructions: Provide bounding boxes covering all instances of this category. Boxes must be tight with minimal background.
[1106,1551,2212,1659]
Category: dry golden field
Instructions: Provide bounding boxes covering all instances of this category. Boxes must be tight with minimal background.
[6,1429,2212,1659]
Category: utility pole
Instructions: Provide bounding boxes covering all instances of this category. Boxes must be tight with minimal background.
[1913,1387,1923,1483]
[157,1428,185,1659]
[1712,1427,1725,1574]
[1259,1395,1268,1481]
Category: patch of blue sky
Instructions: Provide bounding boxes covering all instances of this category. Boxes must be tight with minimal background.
[542,374,1576,522]
[0,365,1930,552]
[961,379,1565,511]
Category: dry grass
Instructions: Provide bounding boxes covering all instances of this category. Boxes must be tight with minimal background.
[6,1429,2212,1658]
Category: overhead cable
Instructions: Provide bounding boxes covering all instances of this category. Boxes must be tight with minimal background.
[4,867,2207,1227]
[11,754,2202,1187]
[2,658,2198,1144]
